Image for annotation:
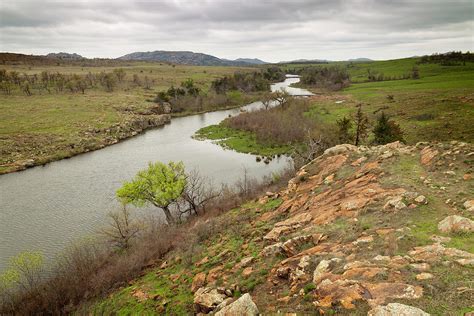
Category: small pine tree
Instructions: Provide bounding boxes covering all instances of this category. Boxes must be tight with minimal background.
[353,104,369,146]
[373,112,405,144]
[336,116,354,144]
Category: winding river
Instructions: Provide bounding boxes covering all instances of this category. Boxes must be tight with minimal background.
[0,76,312,271]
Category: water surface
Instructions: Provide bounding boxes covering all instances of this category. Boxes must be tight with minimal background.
[0,76,312,271]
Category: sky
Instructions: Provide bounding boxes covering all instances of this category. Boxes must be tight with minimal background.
[0,0,473,62]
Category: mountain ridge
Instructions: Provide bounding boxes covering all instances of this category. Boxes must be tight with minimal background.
[118,50,268,66]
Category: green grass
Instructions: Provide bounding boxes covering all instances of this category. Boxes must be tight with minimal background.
[302,60,474,144]
[195,124,292,157]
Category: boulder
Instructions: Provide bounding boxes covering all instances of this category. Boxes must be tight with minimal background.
[193,287,227,314]
[368,303,430,316]
[313,260,331,283]
[438,215,474,233]
[215,293,259,316]
[420,146,439,165]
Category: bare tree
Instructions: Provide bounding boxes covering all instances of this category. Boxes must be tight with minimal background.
[177,170,220,221]
[273,90,291,109]
[292,130,328,167]
[261,92,274,110]
[102,206,140,250]
[353,104,369,146]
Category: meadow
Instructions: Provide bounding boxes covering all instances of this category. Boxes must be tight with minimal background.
[197,57,474,159]
[0,60,258,173]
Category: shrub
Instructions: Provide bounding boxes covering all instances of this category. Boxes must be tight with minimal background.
[373,112,405,144]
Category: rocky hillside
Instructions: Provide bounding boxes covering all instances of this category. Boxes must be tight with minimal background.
[89,141,473,315]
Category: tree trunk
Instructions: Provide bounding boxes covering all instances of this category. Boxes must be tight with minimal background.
[162,206,176,225]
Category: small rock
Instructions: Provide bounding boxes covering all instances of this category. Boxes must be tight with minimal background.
[410,263,431,271]
[368,303,429,316]
[196,256,209,267]
[261,243,283,257]
[456,258,474,266]
[416,273,434,280]
[234,256,254,270]
[464,200,474,212]
[352,235,374,245]
[323,173,335,185]
[379,151,394,160]
[242,267,253,278]
[438,215,474,233]
[444,170,456,176]
[463,173,472,181]
[429,235,451,244]
[414,195,427,204]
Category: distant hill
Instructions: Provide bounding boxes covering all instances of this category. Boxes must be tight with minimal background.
[46,52,84,60]
[118,50,264,66]
[279,58,330,64]
[232,58,267,65]
[347,58,373,62]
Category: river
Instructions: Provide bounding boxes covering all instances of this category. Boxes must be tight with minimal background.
[0,76,312,271]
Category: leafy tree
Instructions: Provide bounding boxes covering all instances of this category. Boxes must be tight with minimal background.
[336,116,354,144]
[353,104,369,146]
[116,161,187,225]
[373,112,405,144]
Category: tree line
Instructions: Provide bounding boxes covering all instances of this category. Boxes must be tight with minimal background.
[0,68,155,95]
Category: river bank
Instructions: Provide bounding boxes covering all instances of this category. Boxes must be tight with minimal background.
[0,79,300,273]
[0,93,264,175]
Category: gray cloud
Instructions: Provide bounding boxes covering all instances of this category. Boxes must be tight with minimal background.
[0,0,472,61]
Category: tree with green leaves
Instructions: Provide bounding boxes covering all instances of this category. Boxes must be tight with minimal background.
[353,104,369,146]
[373,112,405,144]
[116,161,187,225]
[336,116,354,144]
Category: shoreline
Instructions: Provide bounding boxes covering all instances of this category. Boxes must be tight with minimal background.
[0,99,261,176]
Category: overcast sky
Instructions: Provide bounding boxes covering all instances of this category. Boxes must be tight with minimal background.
[0,0,473,62]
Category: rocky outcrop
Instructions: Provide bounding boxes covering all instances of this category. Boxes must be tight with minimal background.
[438,215,474,233]
[193,287,229,314]
[252,141,473,313]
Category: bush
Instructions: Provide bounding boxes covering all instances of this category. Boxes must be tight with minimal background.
[299,66,350,90]
[373,112,405,144]
[223,98,317,145]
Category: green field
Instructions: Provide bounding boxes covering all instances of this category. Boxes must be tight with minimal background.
[197,58,474,157]
[311,59,474,144]
[0,62,258,173]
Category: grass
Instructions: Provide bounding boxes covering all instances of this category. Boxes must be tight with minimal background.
[0,62,258,173]
[195,58,473,158]
[195,124,292,157]
[302,59,474,144]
